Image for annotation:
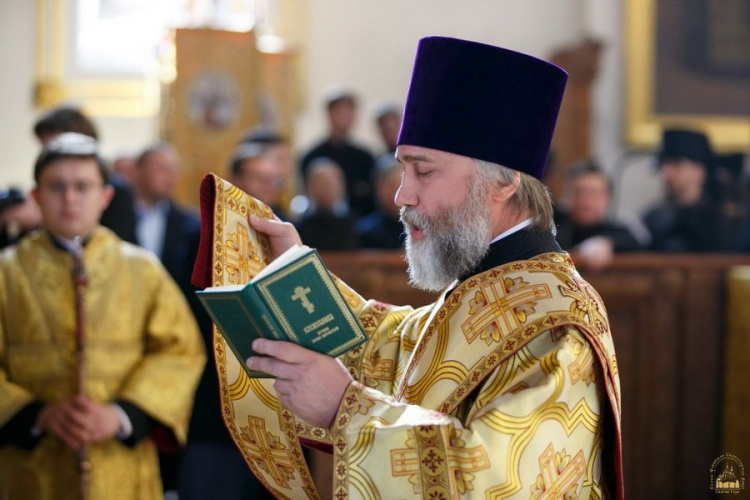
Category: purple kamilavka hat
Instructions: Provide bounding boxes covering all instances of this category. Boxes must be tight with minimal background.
[396,36,568,180]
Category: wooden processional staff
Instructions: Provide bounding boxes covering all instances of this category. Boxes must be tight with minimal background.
[71,237,91,500]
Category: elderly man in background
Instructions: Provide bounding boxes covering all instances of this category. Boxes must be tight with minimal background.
[555,161,642,270]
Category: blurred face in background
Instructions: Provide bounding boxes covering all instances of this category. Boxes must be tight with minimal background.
[233,155,284,207]
[112,154,137,185]
[137,149,180,204]
[307,162,346,210]
[568,172,610,227]
[377,111,401,150]
[32,157,113,239]
[660,158,706,205]
[266,142,293,177]
[376,165,402,219]
[328,99,356,140]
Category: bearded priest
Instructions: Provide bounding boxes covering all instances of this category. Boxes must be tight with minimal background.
[245,36,623,499]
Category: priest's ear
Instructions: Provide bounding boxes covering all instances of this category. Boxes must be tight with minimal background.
[491,169,521,203]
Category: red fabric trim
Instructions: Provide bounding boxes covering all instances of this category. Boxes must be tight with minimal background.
[299,437,333,454]
[191,174,217,289]
[148,425,181,454]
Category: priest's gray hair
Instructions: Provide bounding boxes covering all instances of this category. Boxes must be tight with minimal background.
[474,159,556,234]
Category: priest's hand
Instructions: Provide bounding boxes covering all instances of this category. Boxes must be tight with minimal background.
[248,214,302,259]
[246,339,353,429]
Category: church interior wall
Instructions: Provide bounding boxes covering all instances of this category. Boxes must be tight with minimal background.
[0,0,662,217]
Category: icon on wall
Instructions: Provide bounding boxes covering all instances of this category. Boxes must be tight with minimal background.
[188,70,240,130]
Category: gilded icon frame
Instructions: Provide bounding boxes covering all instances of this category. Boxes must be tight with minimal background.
[625,0,750,150]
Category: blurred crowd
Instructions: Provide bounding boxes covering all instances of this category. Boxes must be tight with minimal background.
[3,94,749,267]
[0,89,747,498]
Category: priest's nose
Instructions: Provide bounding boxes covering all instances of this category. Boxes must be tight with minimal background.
[394,173,417,208]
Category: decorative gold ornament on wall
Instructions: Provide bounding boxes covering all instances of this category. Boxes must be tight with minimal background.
[625,0,750,150]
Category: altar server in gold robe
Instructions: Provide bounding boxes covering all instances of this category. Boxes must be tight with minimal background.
[222,37,623,499]
[0,133,205,500]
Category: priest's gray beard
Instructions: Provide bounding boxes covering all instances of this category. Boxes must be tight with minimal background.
[400,173,493,292]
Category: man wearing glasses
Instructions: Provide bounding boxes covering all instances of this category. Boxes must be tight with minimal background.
[0,133,205,500]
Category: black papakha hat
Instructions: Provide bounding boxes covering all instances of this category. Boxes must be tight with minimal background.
[396,36,568,180]
[658,128,714,168]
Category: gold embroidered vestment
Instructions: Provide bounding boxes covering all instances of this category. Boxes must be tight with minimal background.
[0,228,205,500]
[203,176,623,499]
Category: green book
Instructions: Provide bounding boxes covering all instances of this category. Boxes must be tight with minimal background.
[196,245,367,378]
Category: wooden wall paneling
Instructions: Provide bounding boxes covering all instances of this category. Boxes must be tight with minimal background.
[587,271,648,497]
[587,266,684,498]
[681,269,724,500]
[652,268,683,498]
[322,251,437,307]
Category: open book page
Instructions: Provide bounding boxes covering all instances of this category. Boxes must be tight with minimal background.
[199,284,245,293]
[199,245,313,292]
[250,244,311,282]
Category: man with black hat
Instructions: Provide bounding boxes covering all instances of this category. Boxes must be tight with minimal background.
[0,133,205,499]
[231,37,623,499]
[644,127,734,252]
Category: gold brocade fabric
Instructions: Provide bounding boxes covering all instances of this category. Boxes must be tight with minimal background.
[205,176,622,499]
[0,228,205,500]
[328,256,623,499]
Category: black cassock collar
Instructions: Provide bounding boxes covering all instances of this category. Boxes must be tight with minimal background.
[458,228,563,283]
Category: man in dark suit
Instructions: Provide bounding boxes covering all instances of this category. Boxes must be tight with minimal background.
[229,141,289,220]
[132,142,201,288]
[296,158,360,250]
[356,156,405,249]
[130,141,203,494]
[554,161,642,270]
[134,141,274,499]
[300,89,376,216]
[373,103,402,156]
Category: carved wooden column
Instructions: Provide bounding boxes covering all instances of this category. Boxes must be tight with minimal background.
[545,39,602,200]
